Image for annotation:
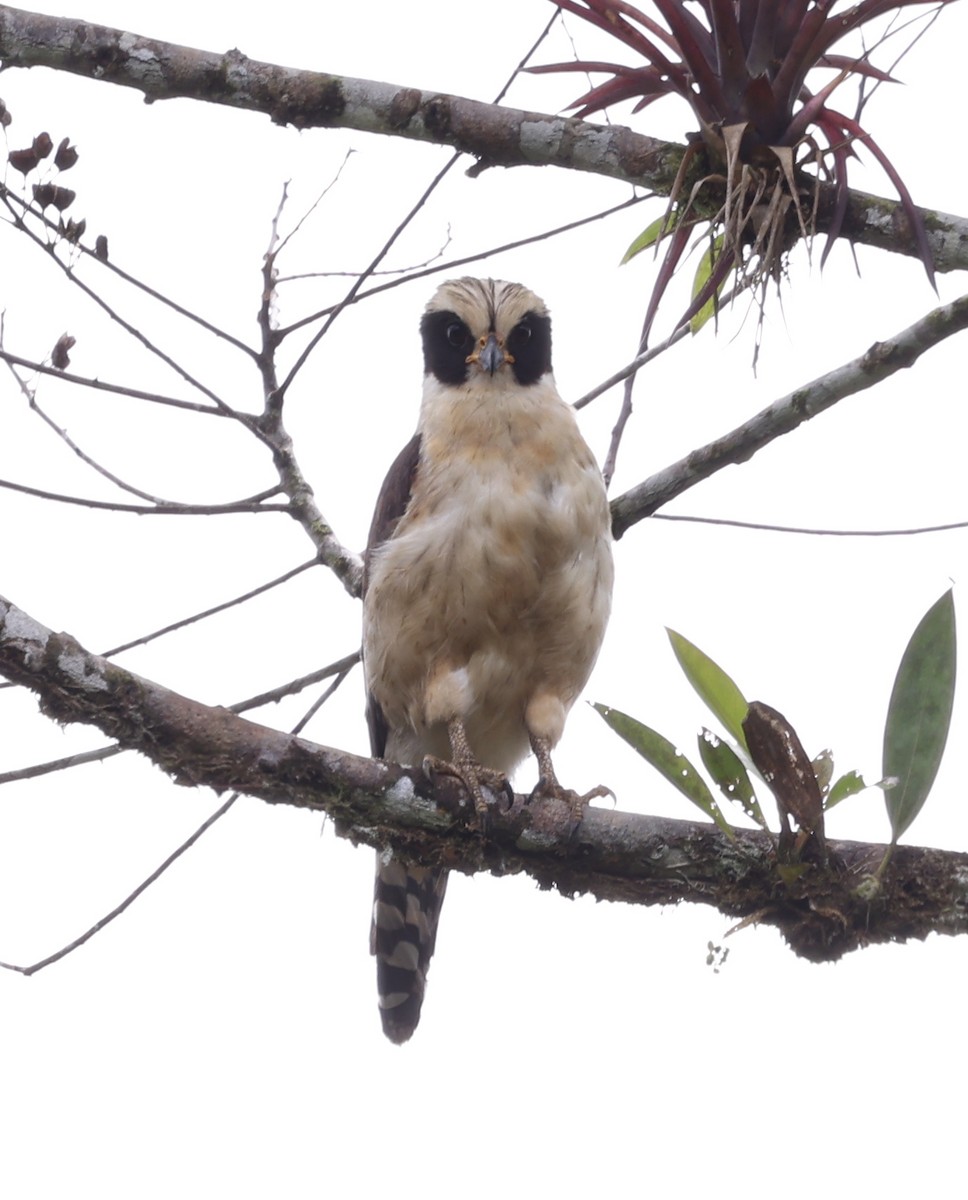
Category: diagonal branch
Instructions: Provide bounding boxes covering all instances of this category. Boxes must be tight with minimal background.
[610,291,968,538]
[3,591,968,963]
[0,5,966,272]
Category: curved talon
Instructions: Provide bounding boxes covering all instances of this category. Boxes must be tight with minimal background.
[422,748,508,832]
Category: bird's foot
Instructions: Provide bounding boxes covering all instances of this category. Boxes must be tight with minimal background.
[529,734,613,837]
[529,777,613,837]
[422,755,512,814]
[423,717,513,833]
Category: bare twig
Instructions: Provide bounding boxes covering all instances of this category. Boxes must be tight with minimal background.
[0,640,359,976]
[611,291,968,538]
[273,147,357,260]
[0,187,258,429]
[0,182,258,360]
[230,651,361,715]
[279,224,453,283]
[102,558,321,658]
[0,793,239,976]
[0,476,289,515]
[279,194,647,339]
[0,743,123,784]
[652,513,968,537]
[0,349,228,416]
[4,358,198,505]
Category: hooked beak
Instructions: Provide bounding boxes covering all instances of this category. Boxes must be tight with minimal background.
[469,332,511,375]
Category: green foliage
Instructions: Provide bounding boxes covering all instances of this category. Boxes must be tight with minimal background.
[620,214,674,264]
[690,236,725,334]
[593,704,733,838]
[826,770,868,810]
[596,593,956,843]
[697,728,767,828]
[882,589,957,843]
[666,628,749,752]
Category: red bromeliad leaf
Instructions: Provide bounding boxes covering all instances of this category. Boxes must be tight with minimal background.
[532,0,951,300]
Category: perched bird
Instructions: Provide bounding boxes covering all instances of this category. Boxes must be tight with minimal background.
[362,277,614,1043]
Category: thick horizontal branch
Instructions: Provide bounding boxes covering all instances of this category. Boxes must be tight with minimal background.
[0,6,966,272]
[2,592,967,961]
[610,291,968,537]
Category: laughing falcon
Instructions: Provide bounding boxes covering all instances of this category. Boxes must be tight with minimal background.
[362,277,613,1043]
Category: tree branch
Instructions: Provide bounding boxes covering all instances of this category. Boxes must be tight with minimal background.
[610,291,968,538]
[3,592,966,961]
[1,5,966,272]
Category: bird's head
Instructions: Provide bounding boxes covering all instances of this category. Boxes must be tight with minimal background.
[420,277,552,389]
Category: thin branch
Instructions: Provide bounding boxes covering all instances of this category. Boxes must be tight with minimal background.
[279,194,647,339]
[4,358,196,506]
[0,186,258,429]
[610,291,968,538]
[0,180,258,361]
[2,592,968,962]
[0,793,238,976]
[278,224,453,283]
[102,558,321,658]
[273,147,356,260]
[286,661,357,734]
[0,743,122,784]
[230,651,361,715]
[0,646,358,976]
[0,6,965,271]
[653,513,968,537]
[0,350,228,416]
[0,476,289,514]
[248,187,365,596]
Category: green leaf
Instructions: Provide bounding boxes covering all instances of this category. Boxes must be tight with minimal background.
[697,728,767,828]
[826,770,867,810]
[690,235,725,334]
[667,629,750,753]
[882,589,956,843]
[811,749,834,798]
[594,703,734,838]
[621,213,675,264]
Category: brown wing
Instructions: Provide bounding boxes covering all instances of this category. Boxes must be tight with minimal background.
[363,432,421,757]
[362,431,446,1043]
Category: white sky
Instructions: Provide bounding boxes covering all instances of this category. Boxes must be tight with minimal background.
[1,2,965,1196]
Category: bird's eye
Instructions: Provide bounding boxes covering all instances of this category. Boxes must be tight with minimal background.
[513,321,532,342]
[446,322,467,347]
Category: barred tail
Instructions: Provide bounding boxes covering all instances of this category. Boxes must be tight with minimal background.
[370,854,449,1044]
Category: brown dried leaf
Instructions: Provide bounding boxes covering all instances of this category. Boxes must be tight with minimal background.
[54,137,79,171]
[61,217,87,243]
[8,147,39,175]
[32,183,56,208]
[743,700,826,848]
[51,333,75,371]
[32,184,75,211]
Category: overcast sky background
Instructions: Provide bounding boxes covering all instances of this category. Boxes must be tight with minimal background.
[1,2,966,1196]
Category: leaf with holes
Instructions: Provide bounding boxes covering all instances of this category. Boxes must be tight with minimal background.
[594,703,733,838]
[825,770,868,810]
[698,728,766,828]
